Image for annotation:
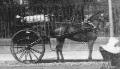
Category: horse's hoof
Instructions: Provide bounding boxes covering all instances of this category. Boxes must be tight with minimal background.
[56,60,61,63]
[89,59,92,61]
[61,60,65,63]
[88,58,92,61]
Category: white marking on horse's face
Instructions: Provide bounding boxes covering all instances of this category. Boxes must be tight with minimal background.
[26,31,30,33]
[16,15,21,18]
[101,13,104,17]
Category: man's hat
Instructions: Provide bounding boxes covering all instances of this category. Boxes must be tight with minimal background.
[100,37,120,54]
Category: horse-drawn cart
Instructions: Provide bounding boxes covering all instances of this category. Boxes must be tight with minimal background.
[10,0,101,64]
[11,13,98,64]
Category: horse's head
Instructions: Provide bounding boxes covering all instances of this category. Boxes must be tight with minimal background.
[86,11,107,32]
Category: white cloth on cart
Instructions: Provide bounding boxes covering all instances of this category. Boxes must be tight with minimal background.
[23,14,49,23]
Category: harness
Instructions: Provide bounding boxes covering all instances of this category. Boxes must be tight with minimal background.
[54,21,97,37]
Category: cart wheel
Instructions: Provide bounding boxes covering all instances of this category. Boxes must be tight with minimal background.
[11,30,45,64]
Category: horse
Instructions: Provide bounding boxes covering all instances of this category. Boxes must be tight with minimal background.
[50,21,97,62]
[48,11,105,62]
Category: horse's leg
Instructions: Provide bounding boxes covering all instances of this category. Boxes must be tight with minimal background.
[56,37,65,62]
[56,46,60,61]
[59,45,64,62]
[88,40,95,60]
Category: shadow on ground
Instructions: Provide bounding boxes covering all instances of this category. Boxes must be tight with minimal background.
[38,59,107,63]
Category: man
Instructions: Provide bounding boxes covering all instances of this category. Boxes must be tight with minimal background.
[99,37,120,66]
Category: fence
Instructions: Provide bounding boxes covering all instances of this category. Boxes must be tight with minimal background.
[0,0,120,38]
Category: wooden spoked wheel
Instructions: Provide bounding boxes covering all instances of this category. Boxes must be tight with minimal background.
[10,29,45,64]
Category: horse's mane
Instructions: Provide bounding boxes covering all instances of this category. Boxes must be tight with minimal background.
[88,10,104,21]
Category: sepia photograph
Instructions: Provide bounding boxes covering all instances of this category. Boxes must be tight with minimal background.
[0,0,120,69]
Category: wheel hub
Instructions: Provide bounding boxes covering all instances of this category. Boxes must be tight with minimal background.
[26,46,31,50]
